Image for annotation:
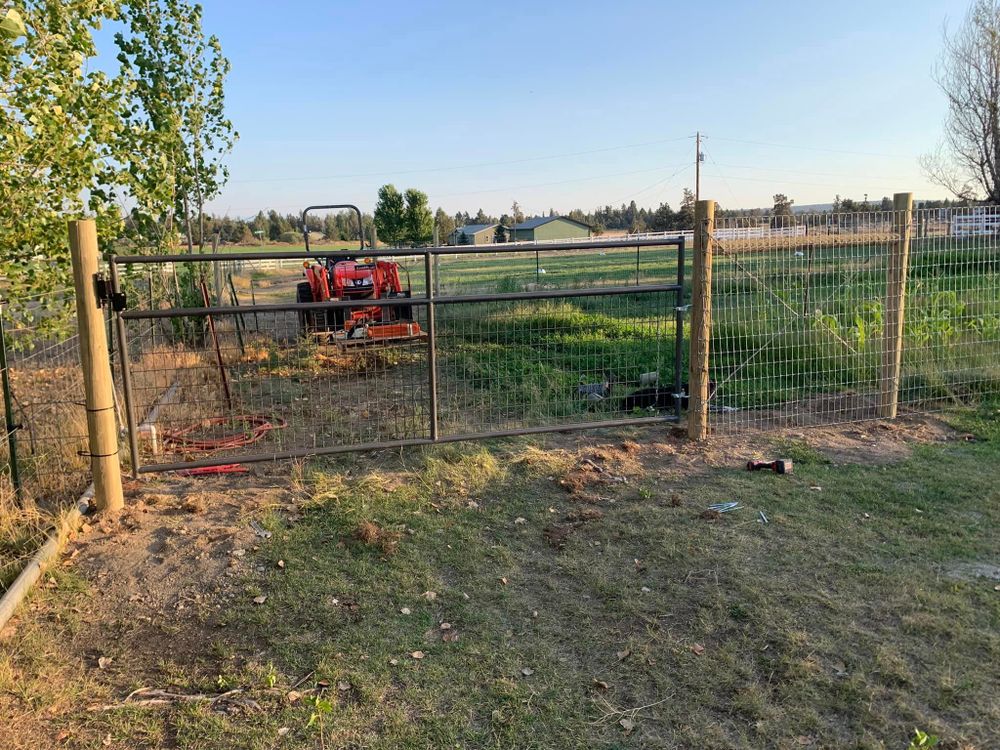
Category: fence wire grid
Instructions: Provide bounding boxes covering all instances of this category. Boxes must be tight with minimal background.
[708,206,1000,430]
[0,287,92,592]
[112,240,686,469]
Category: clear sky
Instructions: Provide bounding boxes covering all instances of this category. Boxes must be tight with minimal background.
[188,0,969,218]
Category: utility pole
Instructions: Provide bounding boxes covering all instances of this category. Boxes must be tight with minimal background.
[695,131,703,204]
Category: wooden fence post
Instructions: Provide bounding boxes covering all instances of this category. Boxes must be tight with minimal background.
[69,220,124,512]
[688,199,716,441]
[878,192,914,419]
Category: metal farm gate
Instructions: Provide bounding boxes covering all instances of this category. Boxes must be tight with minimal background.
[108,238,687,475]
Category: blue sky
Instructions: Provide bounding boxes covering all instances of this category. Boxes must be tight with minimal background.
[184,0,968,217]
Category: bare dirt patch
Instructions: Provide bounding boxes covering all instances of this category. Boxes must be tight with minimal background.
[46,414,966,635]
[61,468,301,672]
[941,561,1000,582]
[541,413,960,501]
[676,412,958,468]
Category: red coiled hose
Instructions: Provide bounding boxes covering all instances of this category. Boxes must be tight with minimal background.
[162,415,287,452]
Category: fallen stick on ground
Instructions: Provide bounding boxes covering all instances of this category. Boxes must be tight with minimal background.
[589,695,672,725]
[99,687,250,710]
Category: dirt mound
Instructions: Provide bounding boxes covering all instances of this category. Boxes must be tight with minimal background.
[557,441,646,501]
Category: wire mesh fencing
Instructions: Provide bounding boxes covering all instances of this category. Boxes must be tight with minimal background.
[111,240,687,471]
[0,289,91,505]
[900,209,1000,408]
[707,206,1000,430]
[0,288,92,592]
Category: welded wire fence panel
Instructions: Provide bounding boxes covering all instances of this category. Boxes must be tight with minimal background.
[708,207,1000,430]
[113,241,685,469]
[901,208,1000,407]
[120,306,432,468]
[0,289,91,506]
[435,290,681,435]
[0,288,91,592]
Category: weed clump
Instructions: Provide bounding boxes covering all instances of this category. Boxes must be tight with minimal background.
[352,520,401,556]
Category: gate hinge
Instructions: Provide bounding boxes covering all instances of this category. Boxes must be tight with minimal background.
[94,274,127,312]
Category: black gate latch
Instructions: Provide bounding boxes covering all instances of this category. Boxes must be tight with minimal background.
[94,274,127,312]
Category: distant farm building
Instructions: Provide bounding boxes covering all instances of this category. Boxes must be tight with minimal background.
[511,216,592,242]
[449,223,497,245]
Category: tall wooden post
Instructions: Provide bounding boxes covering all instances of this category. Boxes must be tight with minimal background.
[688,200,715,441]
[878,192,914,419]
[69,220,124,512]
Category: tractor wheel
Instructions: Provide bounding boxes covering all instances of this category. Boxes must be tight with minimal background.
[397,290,413,322]
[329,304,345,331]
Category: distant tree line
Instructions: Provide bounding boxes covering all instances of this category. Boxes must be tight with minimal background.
[191,189,981,249]
[174,208,375,247]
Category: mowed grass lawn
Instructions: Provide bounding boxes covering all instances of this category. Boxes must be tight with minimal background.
[3,404,999,749]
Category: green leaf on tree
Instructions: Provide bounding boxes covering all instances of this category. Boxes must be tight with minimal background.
[0,9,27,40]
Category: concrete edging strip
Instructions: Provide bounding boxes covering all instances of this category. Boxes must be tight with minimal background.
[0,484,94,630]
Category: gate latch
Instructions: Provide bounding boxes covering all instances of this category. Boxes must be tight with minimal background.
[94,274,127,312]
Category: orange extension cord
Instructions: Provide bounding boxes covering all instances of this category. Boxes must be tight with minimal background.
[161,415,287,452]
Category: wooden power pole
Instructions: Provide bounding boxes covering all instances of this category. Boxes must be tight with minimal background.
[695,131,702,204]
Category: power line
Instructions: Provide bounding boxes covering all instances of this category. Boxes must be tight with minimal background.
[699,171,904,192]
[430,162,691,199]
[212,163,693,215]
[614,164,692,205]
[703,151,740,207]
[711,161,921,181]
[228,134,695,185]
[212,164,691,211]
[706,134,905,159]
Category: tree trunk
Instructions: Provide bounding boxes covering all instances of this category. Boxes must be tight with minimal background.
[183,192,194,254]
[195,179,206,252]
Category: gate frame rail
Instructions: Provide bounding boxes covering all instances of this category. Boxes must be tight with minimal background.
[110,237,686,475]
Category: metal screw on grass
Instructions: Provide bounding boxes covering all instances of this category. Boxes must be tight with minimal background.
[707,502,741,513]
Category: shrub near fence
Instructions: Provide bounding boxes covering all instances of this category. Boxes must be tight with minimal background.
[707,205,1000,429]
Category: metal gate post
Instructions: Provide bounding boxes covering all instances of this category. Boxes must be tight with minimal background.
[0,306,22,503]
[109,260,142,478]
[425,252,439,441]
[673,238,686,423]
[148,270,157,348]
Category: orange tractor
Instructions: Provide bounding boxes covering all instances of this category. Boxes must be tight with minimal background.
[297,204,424,345]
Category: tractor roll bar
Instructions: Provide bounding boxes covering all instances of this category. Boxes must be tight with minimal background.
[301,204,365,254]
